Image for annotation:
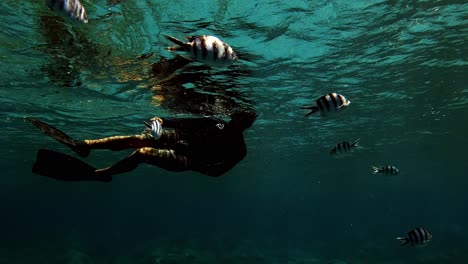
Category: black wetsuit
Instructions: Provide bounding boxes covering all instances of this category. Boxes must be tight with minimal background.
[156,116,247,177]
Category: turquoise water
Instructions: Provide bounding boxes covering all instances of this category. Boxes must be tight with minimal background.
[1,0,467,263]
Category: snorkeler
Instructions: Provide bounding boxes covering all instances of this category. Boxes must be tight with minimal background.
[25,111,257,182]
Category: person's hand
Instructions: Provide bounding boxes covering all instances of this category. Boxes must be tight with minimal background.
[150,119,163,139]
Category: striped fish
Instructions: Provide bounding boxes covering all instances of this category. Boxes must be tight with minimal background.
[164,35,237,67]
[301,93,351,117]
[45,0,88,24]
[372,165,399,175]
[330,138,360,155]
[397,227,432,247]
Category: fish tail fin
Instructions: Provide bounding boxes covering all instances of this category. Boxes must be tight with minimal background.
[33,149,111,182]
[301,106,319,117]
[25,117,90,158]
[352,138,361,147]
[372,166,381,174]
[164,35,189,51]
[396,237,409,246]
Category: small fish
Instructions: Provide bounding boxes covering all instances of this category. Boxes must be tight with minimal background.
[164,35,237,67]
[45,0,89,24]
[372,165,399,175]
[397,227,432,247]
[330,138,360,155]
[301,93,351,117]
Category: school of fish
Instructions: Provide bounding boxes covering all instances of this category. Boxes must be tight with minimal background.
[41,0,432,249]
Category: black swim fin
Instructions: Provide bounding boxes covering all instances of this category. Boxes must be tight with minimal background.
[25,117,90,157]
[33,149,111,182]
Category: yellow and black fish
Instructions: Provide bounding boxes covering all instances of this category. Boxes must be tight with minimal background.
[45,0,88,24]
[330,138,360,155]
[301,93,351,117]
[397,227,432,247]
[164,35,237,67]
[372,165,399,175]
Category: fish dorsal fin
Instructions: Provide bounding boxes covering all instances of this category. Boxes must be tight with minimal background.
[186,36,197,42]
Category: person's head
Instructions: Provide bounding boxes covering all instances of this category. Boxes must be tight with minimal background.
[228,110,257,131]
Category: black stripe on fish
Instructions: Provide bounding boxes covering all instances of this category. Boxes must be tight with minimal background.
[331,142,351,155]
[200,36,208,60]
[416,228,425,244]
[316,97,325,113]
[222,41,229,61]
[337,94,344,107]
[322,95,331,112]
[330,93,339,110]
[212,41,219,61]
[418,228,426,244]
[191,38,198,58]
[413,229,420,245]
[423,228,430,241]
[420,228,428,242]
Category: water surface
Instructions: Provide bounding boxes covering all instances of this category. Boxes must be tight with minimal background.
[0,0,467,263]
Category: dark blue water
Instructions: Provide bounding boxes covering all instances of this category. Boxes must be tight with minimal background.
[1,0,467,263]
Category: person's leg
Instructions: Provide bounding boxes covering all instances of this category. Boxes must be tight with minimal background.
[26,117,185,155]
[84,134,153,150]
[84,130,182,150]
[32,146,189,182]
[94,147,190,178]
